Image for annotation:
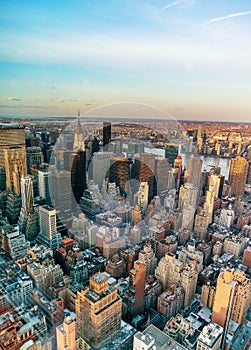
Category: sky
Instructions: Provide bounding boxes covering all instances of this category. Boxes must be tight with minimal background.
[0,0,251,121]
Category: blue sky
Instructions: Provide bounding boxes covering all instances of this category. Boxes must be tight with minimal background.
[0,0,251,121]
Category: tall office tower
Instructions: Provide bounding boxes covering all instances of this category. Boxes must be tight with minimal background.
[5,192,22,224]
[208,174,221,198]
[38,168,50,203]
[167,167,179,190]
[194,209,209,240]
[103,121,111,148]
[212,268,251,328]
[125,261,146,318]
[185,154,202,191]
[204,187,215,224]
[229,156,248,196]
[196,323,223,350]
[155,253,198,308]
[4,146,27,194]
[71,150,87,203]
[179,183,198,230]
[49,169,72,223]
[37,205,61,250]
[109,157,131,193]
[26,146,44,173]
[138,244,157,275]
[137,153,156,200]
[174,155,183,189]
[137,182,149,213]
[76,272,122,349]
[56,315,76,350]
[165,143,179,166]
[73,111,85,151]
[18,175,38,241]
[92,152,113,188]
[155,156,169,192]
[0,125,25,189]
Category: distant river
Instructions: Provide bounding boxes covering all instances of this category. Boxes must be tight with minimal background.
[144,147,231,180]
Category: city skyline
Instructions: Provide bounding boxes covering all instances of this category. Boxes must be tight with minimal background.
[1,1,251,121]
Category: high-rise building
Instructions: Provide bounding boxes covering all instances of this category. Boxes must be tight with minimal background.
[5,192,22,224]
[165,143,179,166]
[4,146,27,194]
[0,124,25,168]
[157,284,184,320]
[229,156,248,196]
[212,268,250,328]
[103,121,111,148]
[138,244,157,275]
[38,168,50,203]
[155,156,169,192]
[26,146,44,173]
[185,154,202,191]
[194,209,209,240]
[204,186,215,224]
[76,272,122,349]
[155,253,198,308]
[1,224,30,260]
[125,260,147,319]
[37,205,61,250]
[49,169,72,224]
[137,182,149,213]
[92,152,113,188]
[73,111,85,151]
[56,315,76,350]
[18,175,38,241]
[109,157,131,193]
[179,183,198,230]
[71,150,87,203]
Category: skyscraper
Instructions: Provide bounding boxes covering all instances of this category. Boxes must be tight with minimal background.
[165,143,179,166]
[37,205,61,250]
[76,272,122,349]
[71,150,87,203]
[18,175,38,241]
[138,244,157,276]
[4,146,27,194]
[38,168,50,203]
[125,260,147,319]
[229,156,248,196]
[92,151,113,188]
[73,111,85,152]
[26,146,44,173]
[56,315,76,350]
[185,154,202,192]
[212,268,250,328]
[103,121,111,148]
[109,157,131,194]
[0,124,25,167]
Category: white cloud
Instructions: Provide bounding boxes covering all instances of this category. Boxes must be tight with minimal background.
[160,0,196,11]
[205,11,251,24]
[7,96,22,101]
[160,1,180,11]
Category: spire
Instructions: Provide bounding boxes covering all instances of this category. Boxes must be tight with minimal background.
[76,110,82,135]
